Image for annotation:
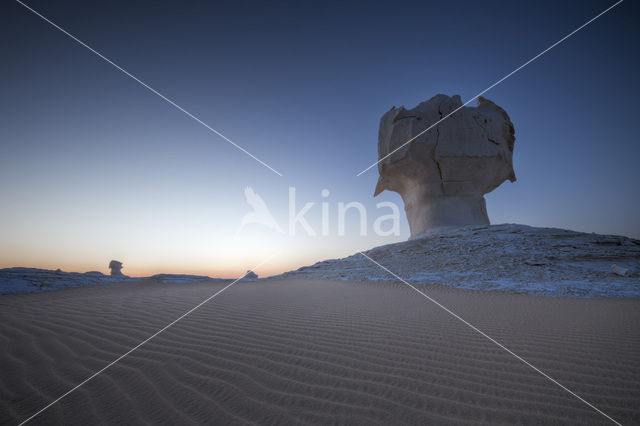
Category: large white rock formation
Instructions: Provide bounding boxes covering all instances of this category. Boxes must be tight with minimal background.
[375,94,516,238]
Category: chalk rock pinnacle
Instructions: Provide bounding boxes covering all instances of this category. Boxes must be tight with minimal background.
[109,260,124,276]
[375,94,515,238]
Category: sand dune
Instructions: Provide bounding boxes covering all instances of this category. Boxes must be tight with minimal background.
[1,278,639,424]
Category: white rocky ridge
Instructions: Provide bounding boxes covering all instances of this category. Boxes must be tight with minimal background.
[0,269,225,294]
[375,95,516,238]
[277,224,640,298]
[0,268,135,294]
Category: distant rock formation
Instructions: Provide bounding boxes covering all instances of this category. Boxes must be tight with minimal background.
[244,270,258,279]
[0,267,132,295]
[109,260,124,276]
[375,94,516,238]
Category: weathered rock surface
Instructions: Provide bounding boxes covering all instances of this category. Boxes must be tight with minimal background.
[0,270,226,294]
[0,268,132,294]
[375,94,515,238]
[277,224,640,297]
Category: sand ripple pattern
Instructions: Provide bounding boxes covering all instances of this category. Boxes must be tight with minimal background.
[1,279,639,424]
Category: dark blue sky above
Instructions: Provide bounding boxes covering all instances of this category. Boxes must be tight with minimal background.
[1,0,638,275]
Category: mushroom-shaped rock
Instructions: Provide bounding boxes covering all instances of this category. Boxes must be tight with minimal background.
[109,260,124,276]
[375,94,515,238]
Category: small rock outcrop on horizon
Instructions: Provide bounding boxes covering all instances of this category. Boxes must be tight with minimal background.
[109,260,124,276]
[375,94,516,238]
[244,270,258,279]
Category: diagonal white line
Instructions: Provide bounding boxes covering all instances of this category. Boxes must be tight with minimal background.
[357,0,624,176]
[358,251,622,425]
[18,253,280,425]
[16,0,283,177]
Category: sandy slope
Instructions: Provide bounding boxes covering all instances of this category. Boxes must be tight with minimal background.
[1,278,639,425]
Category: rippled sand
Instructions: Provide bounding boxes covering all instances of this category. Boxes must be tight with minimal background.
[1,278,639,424]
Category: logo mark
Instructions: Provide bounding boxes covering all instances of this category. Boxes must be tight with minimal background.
[237,187,284,234]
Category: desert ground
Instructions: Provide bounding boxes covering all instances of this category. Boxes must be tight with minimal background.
[1,278,639,425]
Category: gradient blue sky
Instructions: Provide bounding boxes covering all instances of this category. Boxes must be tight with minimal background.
[1,0,638,277]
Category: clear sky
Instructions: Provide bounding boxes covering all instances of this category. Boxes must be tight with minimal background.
[1,0,638,277]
